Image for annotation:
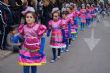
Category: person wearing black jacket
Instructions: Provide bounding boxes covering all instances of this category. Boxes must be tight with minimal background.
[41,0,59,27]
[8,0,23,24]
[0,1,14,49]
[41,2,53,27]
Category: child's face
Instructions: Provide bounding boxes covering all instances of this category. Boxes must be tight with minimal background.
[12,30,17,35]
[62,14,66,19]
[53,13,59,21]
[91,5,93,8]
[82,6,85,9]
[86,6,89,8]
[26,13,35,24]
[74,4,77,9]
[74,6,77,10]
[67,8,71,13]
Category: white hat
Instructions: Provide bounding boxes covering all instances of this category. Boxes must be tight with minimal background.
[22,6,35,15]
[73,3,77,6]
[82,4,85,6]
[61,8,67,12]
[87,4,90,6]
[70,3,74,6]
[51,7,59,13]
[65,3,70,8]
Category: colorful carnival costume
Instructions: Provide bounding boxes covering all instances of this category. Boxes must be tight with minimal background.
[86,8,92,26]
[73,10,80,38]
[61,18,71,39]
[67,13,77,40]
[18,23,47,66]
[79,8,87,30]
[48,20,66,48]
[48,19,66,61]
[61,17,73,51]
[90,7,97,22]
[73,10,80,28]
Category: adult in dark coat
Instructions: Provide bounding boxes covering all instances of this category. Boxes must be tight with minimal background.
[41,0,52,27]
[0,1,14,49]
[41,0,59,27]
[8,0,23,24]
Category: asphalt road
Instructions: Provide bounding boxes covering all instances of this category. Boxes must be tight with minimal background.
[0,16,110,73]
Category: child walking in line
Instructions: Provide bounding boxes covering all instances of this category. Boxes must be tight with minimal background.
[72,4,80,40]
[66,5,76,46]
[48,10,66,63]
[79,4,87,31]
[18,11,47,73]
[90,4,97,23]
[61,8,74,52]
[86,4,92,27]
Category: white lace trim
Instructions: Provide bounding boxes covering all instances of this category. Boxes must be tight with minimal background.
[50,45,66,48]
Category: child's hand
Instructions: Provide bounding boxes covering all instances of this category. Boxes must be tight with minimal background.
[62,26,65,29]
[43,33,47,36]
[17,43,21,46]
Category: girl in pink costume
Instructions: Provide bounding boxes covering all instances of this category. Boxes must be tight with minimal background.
[61,10,73,52]
[18,11,47,73]
[79,4,87,31]
[66,5,76,46]
[72,4,80,39]
[90,4,97,22]
[86,4,92,27]
[48,11,66,63]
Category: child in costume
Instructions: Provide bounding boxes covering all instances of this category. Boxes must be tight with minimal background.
[18,11,47,73]
[48,10,66,63]
[61,9,73,52]
[90,4,97,23]
[86,4,92,27]
[66,5,76,46]
[95,4,101,22]
[72,4,80,39]
[79,4,87,31]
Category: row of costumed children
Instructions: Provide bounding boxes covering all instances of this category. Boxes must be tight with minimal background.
[16,3,98,73]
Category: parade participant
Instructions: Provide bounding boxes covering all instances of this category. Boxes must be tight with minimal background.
[73,4,80,26]
[48,10,66,63]
[79,4,87,31]
[61,9,73,52]
[95,4,101,22]
[72,3,80,39]
[47,7,60,37]
[66,5,76,46]
[86,4,92,27]
[18,11,47,73]
[90,4,97,22]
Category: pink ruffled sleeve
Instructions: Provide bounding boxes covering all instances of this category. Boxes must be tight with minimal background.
[67,17,73,25]
[18,24,24,35]
[37,24,47,37]
[79,10,82,16]
[60,20,65,29]
[70,18,74,26]
[76,11,80,16]
[73,12,76,19]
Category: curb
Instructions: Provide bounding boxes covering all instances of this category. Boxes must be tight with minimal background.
[0,50,13,59]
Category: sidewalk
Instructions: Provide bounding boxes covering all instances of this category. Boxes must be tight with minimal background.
[0,49,12,59]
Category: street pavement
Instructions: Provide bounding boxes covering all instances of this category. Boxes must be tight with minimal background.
[0,16,110,73]
[0,50,12,59]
